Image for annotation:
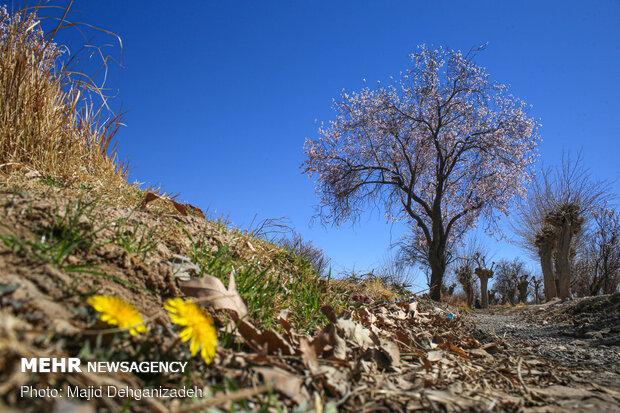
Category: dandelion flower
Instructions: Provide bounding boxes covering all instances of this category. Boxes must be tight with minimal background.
[87,295,147,336]
[164,298,217,364]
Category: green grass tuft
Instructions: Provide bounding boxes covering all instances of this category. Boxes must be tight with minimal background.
[188,235,346,333]
[1,199,103,269]
[113,216,157,259]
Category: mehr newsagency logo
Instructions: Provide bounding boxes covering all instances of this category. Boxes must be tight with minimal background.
[20,357,203,400]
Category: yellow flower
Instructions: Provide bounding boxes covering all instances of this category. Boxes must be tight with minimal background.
[164,298,217,364]
[87,295,147,336]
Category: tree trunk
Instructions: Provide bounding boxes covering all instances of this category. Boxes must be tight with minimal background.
[428,242,446,301]
[538,243,557,300]
[429,263,443,301]
[479,275,489,308]
[555,222,573,299]
[518,280,529,303]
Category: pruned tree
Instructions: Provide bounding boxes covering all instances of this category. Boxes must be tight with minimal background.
[517,274,530,303]
[515,174,559,300]
[442,282,457,297]
[304,45,539,301]
[534,227,558,300]
[473,251,494,308]
[531,275,543,303]
[452,236,486,307]
[515,154,608,300]
[456,264,476,307]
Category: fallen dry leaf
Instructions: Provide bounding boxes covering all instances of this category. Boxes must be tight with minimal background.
[468,348,493,359]
[140,191,205,218]
[140,191,160,209]
[352,307,377,326]
[440,343,469,359]
[179,272,248,319]
[311,323,347,360]
[320,305,337,323]
[236,320,295,356]
[299,337,319,373]
[255,367,310,405]
[379,338,401,367]
[426,350,444,362]
[336,318,375,349]
[318,365,350,397]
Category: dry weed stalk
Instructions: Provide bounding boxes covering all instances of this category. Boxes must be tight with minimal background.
[0,5,125,187]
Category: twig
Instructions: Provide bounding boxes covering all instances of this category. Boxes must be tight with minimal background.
[516,357,530,394]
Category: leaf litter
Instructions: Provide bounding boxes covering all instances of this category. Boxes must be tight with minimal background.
[200,291,620,411]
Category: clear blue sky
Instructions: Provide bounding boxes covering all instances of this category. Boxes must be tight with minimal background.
[30,1,620,287]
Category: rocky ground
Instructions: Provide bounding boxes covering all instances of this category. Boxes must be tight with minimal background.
[470,295,620,412]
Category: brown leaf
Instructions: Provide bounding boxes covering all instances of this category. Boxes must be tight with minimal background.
[362,339,401,370]
[277,310,294,337]
[188,204,206,218]
[320,305,337,323]
[329,325,348,360]
[140,191,205,218]
[255,367,310,405]
[352,307,377,327]
[140,191,160,209]
[440,343,469,359]
[179,272,248,319]
[408,301,419,317]
[236,320,295,356]
[468,348,493,359]
[336,319,375,349]
[299,337,319,373]
[311,324,347,360]
[392,308,408,320]
[318,365,350,397]
[171,200,188,216]
[422,389,477,410]
[379,339,401,367]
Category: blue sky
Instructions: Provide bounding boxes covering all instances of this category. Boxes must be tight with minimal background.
[28,1,620,288]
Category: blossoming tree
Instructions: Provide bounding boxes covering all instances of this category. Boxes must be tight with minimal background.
[304,46,539,301]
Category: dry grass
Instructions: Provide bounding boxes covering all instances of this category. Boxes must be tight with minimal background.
[0,6,125,188]
[331,276,403,302]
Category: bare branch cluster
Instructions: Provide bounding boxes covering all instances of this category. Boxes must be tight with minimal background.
[514,154,611,300]
[304,46,539,300]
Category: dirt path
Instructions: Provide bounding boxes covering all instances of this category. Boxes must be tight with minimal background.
[468,299,620,412]
[473,311,620,388]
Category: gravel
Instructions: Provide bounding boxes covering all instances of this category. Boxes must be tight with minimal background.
[470,297,620,389]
